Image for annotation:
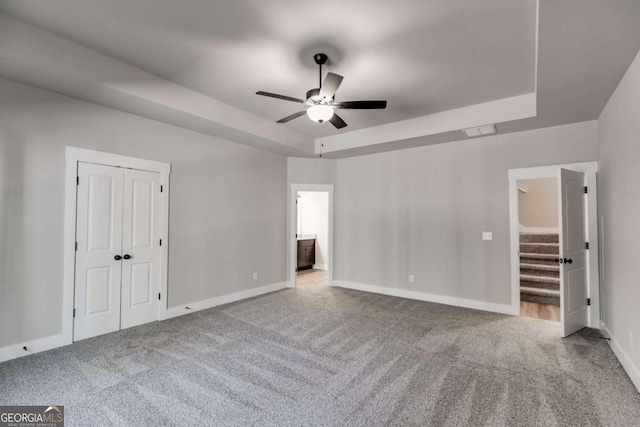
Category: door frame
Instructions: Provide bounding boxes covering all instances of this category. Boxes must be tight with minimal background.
[63,146,171,343]
[508,161,599,328]
[288,184,334,287]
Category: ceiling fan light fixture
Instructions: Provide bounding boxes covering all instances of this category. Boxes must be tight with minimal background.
[307,104,334,123]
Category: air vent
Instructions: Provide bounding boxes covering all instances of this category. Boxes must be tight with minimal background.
[463,124,496,137]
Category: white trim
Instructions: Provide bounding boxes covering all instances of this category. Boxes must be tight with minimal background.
[313,264,328,271]
[508,161,600,329]
[289,184,335,287]
[0,334,70,364]
[333,281,518,316]
[600,323,640,393]
[0,281,287,363]
[64,146,171,342]
[507,161,597,179]
[65,146,171,174]
[166,282,288,318]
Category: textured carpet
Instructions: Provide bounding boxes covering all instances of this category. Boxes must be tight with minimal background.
[1,272,639,426]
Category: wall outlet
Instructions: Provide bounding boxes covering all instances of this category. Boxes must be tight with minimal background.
[482,231,493,241]
[409,275,415,284]
[629,329,634,347]
[253,272,258,281]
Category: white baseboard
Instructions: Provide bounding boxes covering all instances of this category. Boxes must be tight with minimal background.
[600,323,640,393]
[332,281,518,315]
[0,282,287,364]
[166,282,288,318]
[313,264,327,271]
[0,333,71,364]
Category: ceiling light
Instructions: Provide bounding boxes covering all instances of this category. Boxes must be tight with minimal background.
[463,124,496,137]
[307,104,334,123]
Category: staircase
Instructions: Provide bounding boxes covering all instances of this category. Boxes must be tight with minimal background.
[519,233,560,306]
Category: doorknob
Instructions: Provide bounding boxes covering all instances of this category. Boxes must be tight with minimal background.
[114,255,122,261]
[563,258,573,264]
[123,254,132,260]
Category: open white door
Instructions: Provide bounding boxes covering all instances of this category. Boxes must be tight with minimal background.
[74,163,124,340]
[558,168,588,337]
[120,169,162,329]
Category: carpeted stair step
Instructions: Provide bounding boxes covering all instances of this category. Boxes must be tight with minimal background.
[519,252,558,266]
[520,233,559,243]
[520,263,559,278]
[520,274,559,291]
[519,242,559,254]
[520,286,560,306]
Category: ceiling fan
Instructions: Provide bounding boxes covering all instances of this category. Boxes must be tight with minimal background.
[256,53,387,129]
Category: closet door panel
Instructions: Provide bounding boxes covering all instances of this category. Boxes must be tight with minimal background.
[120,169,162,329]
[74,163,124,341]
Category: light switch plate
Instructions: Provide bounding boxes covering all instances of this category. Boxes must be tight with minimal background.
[482,232,493,241]
[409,275,415,284]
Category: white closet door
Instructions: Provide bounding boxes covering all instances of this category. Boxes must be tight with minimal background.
[74,163,124,341]
[120,168,162,329]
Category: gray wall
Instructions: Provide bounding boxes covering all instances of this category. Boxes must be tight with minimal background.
[333,121,598,305]
[598,50,640,373]
[287,157,336,185]
[0,78,287,347]
[518,177,559,229]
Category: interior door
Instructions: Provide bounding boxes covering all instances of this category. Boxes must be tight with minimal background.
[558,168,588,337]
[74,163,124,341]
[120,168,162,329]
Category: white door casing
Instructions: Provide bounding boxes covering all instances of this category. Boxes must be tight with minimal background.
[558,168,588,337]
[74,163,124,341]
[120,169,162,329]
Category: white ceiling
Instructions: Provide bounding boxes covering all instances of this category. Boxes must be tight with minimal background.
[0,0,639,157]
[0,0,536,138]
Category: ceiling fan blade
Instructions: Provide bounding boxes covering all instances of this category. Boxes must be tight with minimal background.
[277,111,307,123]
[333,100,387,109]
[319,73,344,99]
[329,112,347,129]
[256,91,304,103]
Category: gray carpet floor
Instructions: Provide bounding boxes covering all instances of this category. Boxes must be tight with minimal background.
[1,275,640,426]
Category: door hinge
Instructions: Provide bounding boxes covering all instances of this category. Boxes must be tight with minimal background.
[585,242,589,250]
[76,176,79,185]
[159,239,162,246]
[160,185,163,193]
[158,293,161,300]
[75,242,78,251]
[584,186,588,194]
[73,308,76,318]
[587,298,591,306]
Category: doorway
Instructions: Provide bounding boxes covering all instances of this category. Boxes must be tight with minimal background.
[64,147,170,342]
[508,162,600,337]
[289,184,334,288]
[517,177,561,322]
[296,191,329,287]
